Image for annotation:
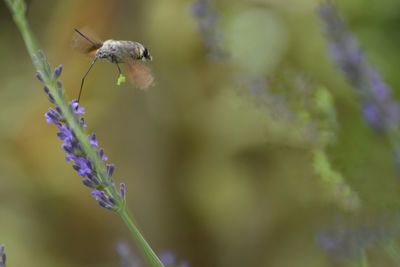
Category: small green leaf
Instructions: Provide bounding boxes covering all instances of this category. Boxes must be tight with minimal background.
[117,74,126,86]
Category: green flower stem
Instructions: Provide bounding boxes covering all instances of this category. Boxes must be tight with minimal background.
[350,250,369,267]
[5,1,165,266]
[360,251,369,267]
[119,209,165,267]
[386,242,400,266]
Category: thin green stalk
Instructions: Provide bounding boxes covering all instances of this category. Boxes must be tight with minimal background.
[4,1,165,266]
[359,250,369,267]
[119,209,165,267]
[386,242,400,266]
[350,251,369,267]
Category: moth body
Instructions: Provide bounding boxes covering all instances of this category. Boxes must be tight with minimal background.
[96,40,152,63]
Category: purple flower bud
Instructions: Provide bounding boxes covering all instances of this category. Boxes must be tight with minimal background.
[98,200,112,209]
[91,189,118,209]
[45,108,62,125]
[108,196,116,205]
[87,174,100,185]
[56,106,63,116]
[79,117,87,128]
[70,100,85,115]
[91,189,103,199]
[48,93,55,103]
[73,157,92,177]
[83,178,95,188]
[89,133,99,148]
[43,86,55,103]
[0,244,5,267]
[36,71,44,82]
[119,183,126,199]
[99,148,108,161]
[107,164,115,177]
[65,153,75,162]
[57,126,75,144]
[62,144,73,154]
[54,65,63,78]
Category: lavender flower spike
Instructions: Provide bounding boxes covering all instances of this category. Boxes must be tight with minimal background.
[0,245,5,267]
[190,0,226,59]
[116,242,140,267]
[318,3,400,132]
[316,222,399,262]
[38,66,126,211]
[116,242,190,267]
[159,251,190,267]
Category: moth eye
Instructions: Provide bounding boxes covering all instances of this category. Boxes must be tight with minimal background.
[143,48,152,60]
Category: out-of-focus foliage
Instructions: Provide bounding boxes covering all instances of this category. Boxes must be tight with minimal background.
[2,0,400,266]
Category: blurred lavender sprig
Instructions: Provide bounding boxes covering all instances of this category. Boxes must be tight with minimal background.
[318,2,400,132]
[190,0,227,59]
[38,67,125,210]
[240,76,295,122]
[158,251,189,267]
[316,220,400,263]
[0,245,5,267]
[117,242,141,267]
[117,242,189,267]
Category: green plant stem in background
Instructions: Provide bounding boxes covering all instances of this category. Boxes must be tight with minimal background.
[4,0,165,266]
[312,87,360,210]
[350,250,369,267]
[360,251,369,267]
[385,242,400,266]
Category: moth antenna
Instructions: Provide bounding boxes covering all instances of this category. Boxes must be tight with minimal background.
[74,28,98,46]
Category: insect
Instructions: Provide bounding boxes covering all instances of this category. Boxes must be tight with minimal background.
[73,28,154,102]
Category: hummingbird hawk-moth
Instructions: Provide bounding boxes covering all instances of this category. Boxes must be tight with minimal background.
[73,28,154,102]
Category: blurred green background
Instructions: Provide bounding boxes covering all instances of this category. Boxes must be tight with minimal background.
[2,0,400,266]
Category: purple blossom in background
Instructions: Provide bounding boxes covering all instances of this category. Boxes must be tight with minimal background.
[38,65,125,211]
[316,222,399,262]
[190,0,227,59]
[116,242,140,267]
[236,76,295,122]
[159,251,190,267]
[0,245,5,267]
[318,3,400,132]
[116,242,189,267]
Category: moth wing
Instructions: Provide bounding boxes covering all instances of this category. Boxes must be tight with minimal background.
[72,28,103,57]
[126,58,155,90]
